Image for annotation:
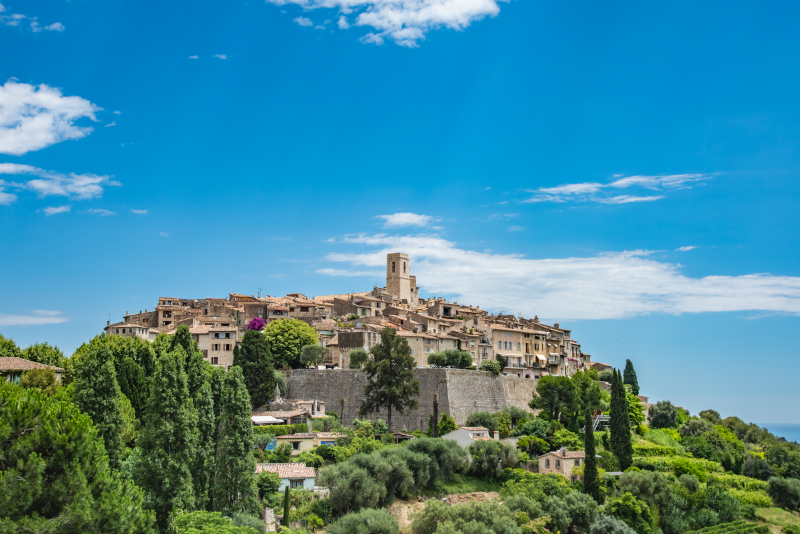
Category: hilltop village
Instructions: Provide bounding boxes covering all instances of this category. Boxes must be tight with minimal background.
[107,252,595,379]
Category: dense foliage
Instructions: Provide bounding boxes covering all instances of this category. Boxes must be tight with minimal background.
[262,319,318,369]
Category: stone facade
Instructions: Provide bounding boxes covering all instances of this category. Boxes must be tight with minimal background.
[284,368,539,432]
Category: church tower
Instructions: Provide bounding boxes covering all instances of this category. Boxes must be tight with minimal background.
[386,252,411,304]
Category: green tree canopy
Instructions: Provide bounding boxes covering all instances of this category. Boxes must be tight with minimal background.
[529,375,578,421]
[648,401,678,429]
[0,333,22,358]
[480,359,501,375]
[699,409,722,424]
[623,359,639,396]
[359,328,420,432]
[0,384,155,533]
[262,318,318,369]
[19,368,58,394]
[72,345,125,469]
[465,411,498,433]
[22,341,66,368]
[137,347,199,529]
[300,344,329,368]
[348,348,369,369]
[233,330,275,410]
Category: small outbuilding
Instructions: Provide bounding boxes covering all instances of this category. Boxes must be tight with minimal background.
[256,463,316,490]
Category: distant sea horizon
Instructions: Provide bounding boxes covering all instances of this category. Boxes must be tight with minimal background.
[757,423,800,444]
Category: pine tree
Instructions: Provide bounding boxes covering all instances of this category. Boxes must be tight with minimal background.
[212,366,258,516]
[72,345,125,470]
[623,359,640,396]
[359,328,420,432]
[583,410,601,503]
[610,369,633,471]
[233,330,275,410]
[137,347,199,528]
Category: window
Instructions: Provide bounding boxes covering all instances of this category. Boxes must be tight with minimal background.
[403,262,406,273]
[470,341,475,347]
[258,309,263,318]
[556,460,561,468]
[164,311,172,318]
[571,476,577,483]
[225,344,231,351]
[410,349,414,354]
[360,309,367,316]
[213,333,219,339]
[213,344,220,351]
[225,332,231,339]
[575,459,581,466]
[202,350,208,358]
[115,328,119,334]
[392,261,396,273]
[376,303,381,308]
[301,306,309,312]
[211,357,218,365]
[517,342,521,351]
[290,480,304,489]
[291,442,300,450]
[545,459,550,468]
[498,341,502,349]
[143,318,148,323]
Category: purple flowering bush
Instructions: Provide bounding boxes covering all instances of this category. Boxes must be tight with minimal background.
[247,317,266,331]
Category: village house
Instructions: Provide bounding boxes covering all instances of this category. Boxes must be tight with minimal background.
[441,426,499,448]
[256,463,316,490]
[275,432,347,456]
[538,447,599,482]
[0,357,64,384]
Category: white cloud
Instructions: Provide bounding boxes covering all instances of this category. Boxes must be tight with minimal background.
[272,0,502,45]
[0,309,69,326]
[105,121,117,127]
[317,267,384,277]
[294,16,313,27]
[85,208,116,216]
[375,212,436,228]
[338,16,350,29]
[0,163,119,202]
[113,111,122,115]
[131,209,148,215]
[188,55,199,59]
[44,22,64,31]
[0,80,101,155]
[524,174,713,205]
[320,234,800,320]
[159,231,169,237]
[314,24,326,29]
[213,54,228,59]
[0,180,17,205]
[43,205,70,215]
[508,226,523,232]
[676,246,698,252]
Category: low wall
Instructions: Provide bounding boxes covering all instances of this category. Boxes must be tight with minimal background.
[284,369,539,432]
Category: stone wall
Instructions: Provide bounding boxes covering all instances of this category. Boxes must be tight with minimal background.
[284,369,540,432]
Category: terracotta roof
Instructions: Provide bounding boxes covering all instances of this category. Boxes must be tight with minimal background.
[462,427,489,432]
[256,463,316,479]
[473,436,495,441]
[0,357,64,372]
[542,448,590,459]
[260,410,308,419]
[276,432,347,440]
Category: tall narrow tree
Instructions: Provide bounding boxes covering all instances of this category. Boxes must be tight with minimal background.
[213,366,258,515]
[233,330,275,410]
[72,345,125,469]
[623,359,640,396]
[610,369,633,471]
[583,410,601,503]
[359,328,420,432]
[137,347,199,529]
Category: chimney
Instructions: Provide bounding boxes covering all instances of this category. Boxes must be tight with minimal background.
[554,323,559,329]
[314,399,318,414]
[494,430,499,441]
[307,418,312,433]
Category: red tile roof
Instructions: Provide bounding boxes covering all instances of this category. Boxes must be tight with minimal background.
[0,357,64,372]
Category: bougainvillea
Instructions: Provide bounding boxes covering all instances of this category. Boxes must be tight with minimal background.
[247,317,266,331]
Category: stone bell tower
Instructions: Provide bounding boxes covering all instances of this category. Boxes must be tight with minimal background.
[386,252,411,304]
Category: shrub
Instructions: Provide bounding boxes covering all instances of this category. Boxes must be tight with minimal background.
[348,348,369,370]
[480,360,501,376]
[252,423,310,437]
[257,471,282,500]
[513,418,550,439]
[232,512,268,533]
[468,440,518,478]
[728,489,772,508]
[784,526,800,534]
[170,510,260,533]
[648,401,679,429]
[465,411,498,433]
[327,508,399,534]
[617,470,674,517]
[406,437,467,486]
[590,514,638,534]
[633,442,682,457]
[247,317,266,331]
[679,474,700,494]
[672,457,709,483]
[410,499,521,534]
[680,419,714,438]
[606,492,652,534]
[767,477,800,510]
[518,435,550,456]
[551,429,583,451]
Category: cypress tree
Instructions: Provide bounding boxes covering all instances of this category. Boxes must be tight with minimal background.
[234,330,275,410]
[72,345,125,470]
[192,380,216,510]
[623,359,640,396]
[283,485,290,523]
[610,370,633,471]
[582,410,601,503]
[170,324,197,361]
[116,355,147,420]
[212,366,258,516]
[137,347,199,529]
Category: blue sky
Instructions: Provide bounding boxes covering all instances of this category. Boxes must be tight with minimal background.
[2,0,799,424]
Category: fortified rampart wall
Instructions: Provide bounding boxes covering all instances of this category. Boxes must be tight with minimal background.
[284,369,539,431]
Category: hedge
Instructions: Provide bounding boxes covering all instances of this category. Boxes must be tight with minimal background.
[728,489,772,508]
[685,521,769,534]
[632,442,684,457]
[253,423,311,437]
[633,456,724,473]
[710,473,769,492]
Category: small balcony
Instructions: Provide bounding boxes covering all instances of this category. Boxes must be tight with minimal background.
[479,338,491,345]
[548,358,559,365]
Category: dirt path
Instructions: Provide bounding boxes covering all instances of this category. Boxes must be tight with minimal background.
[387,492,500,531]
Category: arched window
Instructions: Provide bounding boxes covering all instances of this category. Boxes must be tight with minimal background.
[403,262,406,273]
[392,262,396,273]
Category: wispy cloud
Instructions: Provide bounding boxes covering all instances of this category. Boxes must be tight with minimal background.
[213,54,228,60]
[272,0,503,46]
[1,4,63,32]
[105,121,117,128]
[0,80,101,155]
[317,268,384,277]
[85,208,116,216]
[676,246,698,252]
[294,16,313,27]
[375,212,437,228]
[131,209,148,215]
[0,309,69,326]
[508,226,524,232]
[321,233,800,320]
[159,231,169,237]
[0,180,17,205]
[523,174,713,205]
[43,205,70,215]
[0,163,120,203]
